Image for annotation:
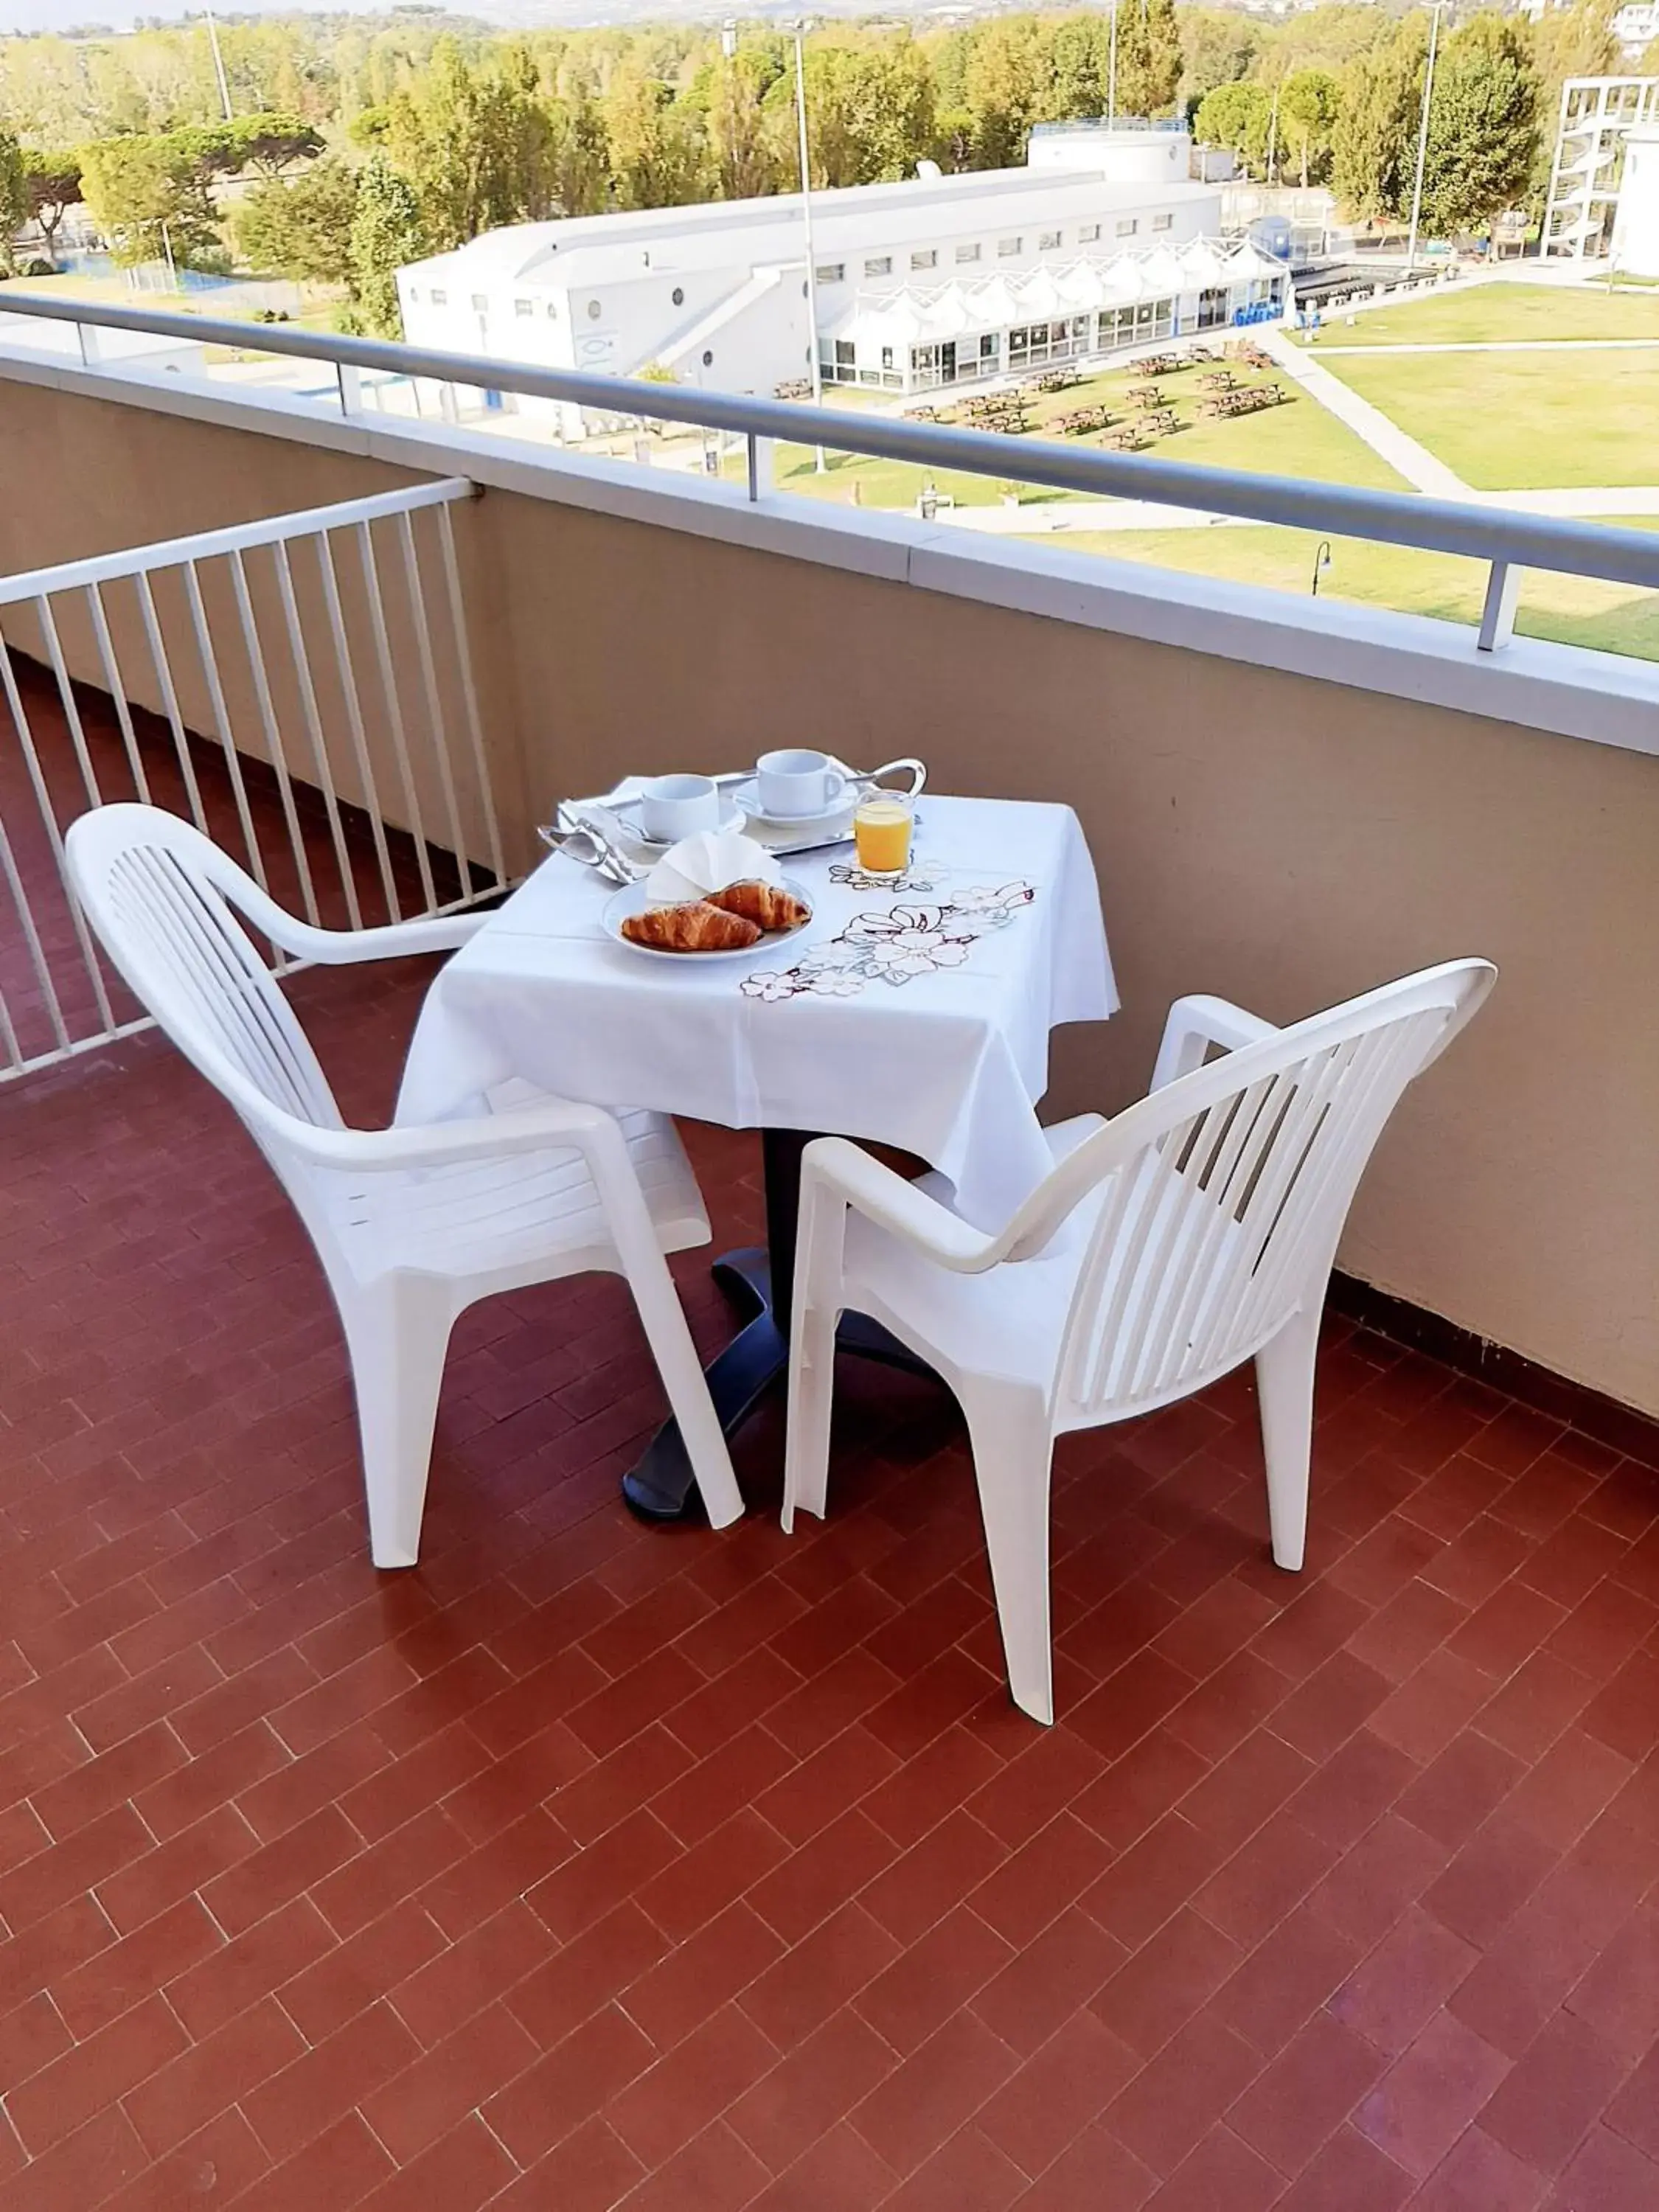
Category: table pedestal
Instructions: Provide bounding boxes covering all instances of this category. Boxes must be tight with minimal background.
[621,1131,935,1523]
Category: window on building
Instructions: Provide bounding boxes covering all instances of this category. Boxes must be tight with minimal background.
[702,348,714,365]
[1116,218,1138,238]
[1153,212,1175,232]
[470,293,488,312]
[880,346,894,368]
[998,236,1023,257]
[1039,229,1062,251]
[910,248,937,271]
[672,286,684,305]
[514,299,533,319]
[835,340,855,367]
[863,255,892,277]
[546,301,558,318]
[955,242,981,263]
[586,299,602,320]
[815,262,845,283]
[431,289,447,305]
[1079,223,1100,243]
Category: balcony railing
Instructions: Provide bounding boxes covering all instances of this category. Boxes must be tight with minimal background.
[0,475,504,1080]
[2,291,1657,661]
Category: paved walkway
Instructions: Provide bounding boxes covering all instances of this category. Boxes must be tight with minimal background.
[1259,327,1468,496]
[1308,338,1659,356]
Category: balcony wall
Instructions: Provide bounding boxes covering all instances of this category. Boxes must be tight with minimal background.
[1,364,1656,1422]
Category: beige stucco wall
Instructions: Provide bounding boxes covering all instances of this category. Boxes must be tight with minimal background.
[1,375,1655,1418]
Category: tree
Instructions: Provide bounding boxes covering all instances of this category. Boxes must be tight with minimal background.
[700,45,785,200]
[78,133,218,269]
[1043,16,1110,122]
[556,89,611,215]
[385,37,560,249]
[1332,25,1422,225]
[1114,0,1183,123]
[234,156,357,285]
[1194,81,1273,170]
[347,156,423,338]
[1419,15,1539,235]
[961,17,1046,167]
[605,60,708,209]
[771,40,935,189]
[0,131,27,276]
[216,113,324,178]
[1181,10,1262,108]
[21,150,83,271]
[1278,68,1342,187]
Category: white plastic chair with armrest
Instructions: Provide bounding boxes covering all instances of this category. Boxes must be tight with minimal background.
[783,960,1495,1723]
[65,803,744,1563]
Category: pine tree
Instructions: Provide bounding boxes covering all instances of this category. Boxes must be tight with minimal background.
[1115,0,1183,122]
[234,156,358,285]
[1332,24,1422,225]
[347,154,424,338]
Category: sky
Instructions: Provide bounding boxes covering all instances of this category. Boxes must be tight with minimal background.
[0,0,410,30]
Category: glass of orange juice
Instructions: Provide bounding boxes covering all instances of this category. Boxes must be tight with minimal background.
[853,790,914,874]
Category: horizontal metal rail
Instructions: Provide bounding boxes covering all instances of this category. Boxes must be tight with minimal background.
[2,290,1658,621]
[0,477,475,609]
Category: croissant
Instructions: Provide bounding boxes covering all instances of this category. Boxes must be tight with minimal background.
[621,900,761,952]
[706,880,811,932]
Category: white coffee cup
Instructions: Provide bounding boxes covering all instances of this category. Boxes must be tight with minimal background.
[756,748,849,820]
[639,773,721,843]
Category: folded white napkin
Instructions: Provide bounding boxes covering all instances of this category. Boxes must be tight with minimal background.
[645,830,782,904]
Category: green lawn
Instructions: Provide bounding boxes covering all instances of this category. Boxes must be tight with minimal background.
[1040,518,1659,663]
[1304,282,1659,348]
[1322,349,1659,490]
[738,355,1409,509]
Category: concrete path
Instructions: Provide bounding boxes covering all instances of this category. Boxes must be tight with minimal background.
[928,482,1659,536]
[1307,338,1659,356]
[1259,327,1468,496]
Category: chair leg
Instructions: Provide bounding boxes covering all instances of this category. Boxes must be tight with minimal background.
[1256,1303,1320,1572]
[782,1289,840,1534]
[962,1383,1057,1725]
[341,1278,456,1570]
[626,1256,745,1530]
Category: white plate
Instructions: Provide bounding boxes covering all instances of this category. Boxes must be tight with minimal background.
[609,795,747,849]
[602,877,814,962]
[731,777,857,831]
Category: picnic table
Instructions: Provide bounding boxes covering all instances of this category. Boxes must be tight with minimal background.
[1056,406,1112,436]
[1102,426,1148,451]
[1198,370,1240,392]
[1124,384,1162,408]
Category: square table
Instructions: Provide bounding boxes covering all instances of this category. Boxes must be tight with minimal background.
[397,795,1116,1517]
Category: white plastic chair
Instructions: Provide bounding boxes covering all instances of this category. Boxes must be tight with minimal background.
[783,960,1495,1723]
[66,804,744,1564]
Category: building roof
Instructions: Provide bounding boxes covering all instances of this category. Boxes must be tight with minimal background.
[402,168,1220,296]
[824,237,1280,349]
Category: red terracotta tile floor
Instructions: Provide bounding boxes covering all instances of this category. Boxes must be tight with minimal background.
[1,861,1658,2206]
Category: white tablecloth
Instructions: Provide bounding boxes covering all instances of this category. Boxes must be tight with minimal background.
[397,796,1116,1231]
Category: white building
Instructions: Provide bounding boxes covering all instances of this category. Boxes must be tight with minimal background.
[397,128,1287,419]
[1610,124,1659,273]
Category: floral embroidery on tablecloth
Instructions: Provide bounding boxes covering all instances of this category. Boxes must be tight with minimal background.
[826,860,940,894]
[740,881,1035,1001]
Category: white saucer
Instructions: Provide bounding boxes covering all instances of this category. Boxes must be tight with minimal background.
[610,795,746,849]
[731,778,855,831]
[602,877,814,962]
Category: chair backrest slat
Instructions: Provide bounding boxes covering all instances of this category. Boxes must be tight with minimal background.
[1044,964,1493,1423]
[66,804,342,1137]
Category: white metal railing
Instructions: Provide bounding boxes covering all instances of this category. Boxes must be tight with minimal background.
[0,476,506,1082]
[3,293,1658,661]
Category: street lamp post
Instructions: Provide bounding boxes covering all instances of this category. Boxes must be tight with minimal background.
[790,18,827,471]
[1405,1,1447,273]
[203,4,233,122]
